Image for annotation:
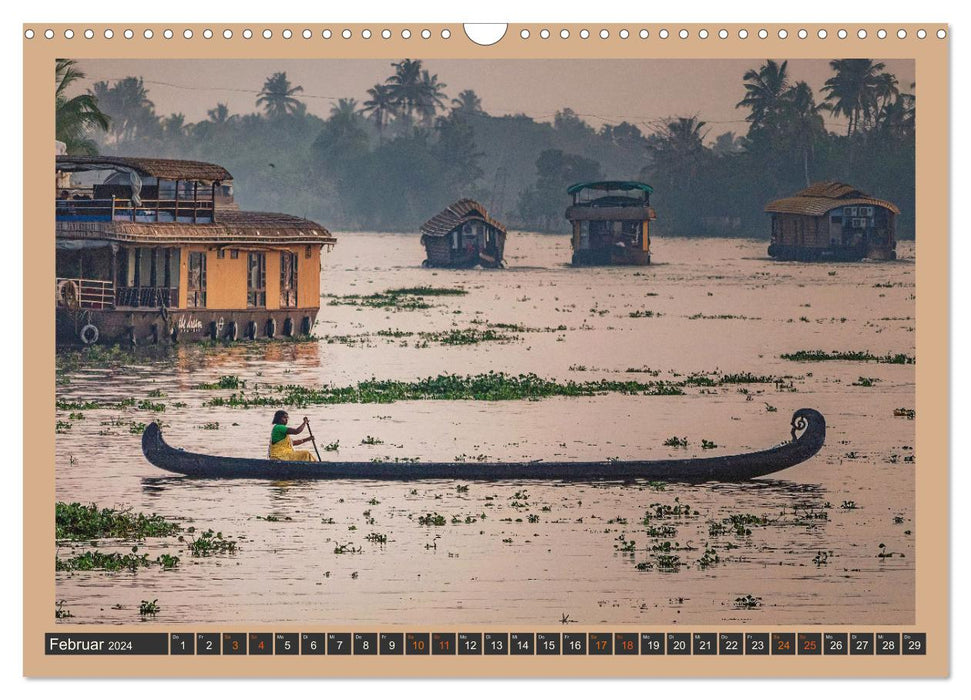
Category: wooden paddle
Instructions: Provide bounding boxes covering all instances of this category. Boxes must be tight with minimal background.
[305,419,323,461]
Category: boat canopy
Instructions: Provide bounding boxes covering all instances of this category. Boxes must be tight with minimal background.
[567,181,654,195]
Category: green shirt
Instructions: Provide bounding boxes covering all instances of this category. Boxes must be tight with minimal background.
[271,424,289,444]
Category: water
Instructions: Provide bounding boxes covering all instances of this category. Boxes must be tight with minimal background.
[55,233,916,626]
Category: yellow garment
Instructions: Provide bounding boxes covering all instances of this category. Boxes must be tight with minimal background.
[268,434,316,462]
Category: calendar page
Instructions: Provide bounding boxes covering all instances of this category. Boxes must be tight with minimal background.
[23,21,948,677]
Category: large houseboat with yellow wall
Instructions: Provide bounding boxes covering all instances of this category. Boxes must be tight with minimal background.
[566,181,657,266]
[55,156,335,346]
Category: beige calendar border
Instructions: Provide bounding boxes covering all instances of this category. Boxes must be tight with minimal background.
[23,22,949,678]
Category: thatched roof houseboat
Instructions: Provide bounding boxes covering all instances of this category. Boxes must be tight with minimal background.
[55,156,335,345]
[765,182,900,261]
[566,181,657,266]
[420,199,507,268]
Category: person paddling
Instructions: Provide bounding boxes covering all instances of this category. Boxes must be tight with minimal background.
[268,410,317,462]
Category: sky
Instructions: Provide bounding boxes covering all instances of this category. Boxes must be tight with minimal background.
[74,58,916,140]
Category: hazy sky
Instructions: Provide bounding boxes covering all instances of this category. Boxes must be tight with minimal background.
[75,58,915,139]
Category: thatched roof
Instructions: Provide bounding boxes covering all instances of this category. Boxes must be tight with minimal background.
[765,181,900,216]
[567,180,653,195]
[420,199,507,238]
[56,155,232,182]
[56,210,335,246]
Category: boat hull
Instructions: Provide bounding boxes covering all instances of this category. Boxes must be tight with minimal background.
[141,409,825,482]
[56,307,319,346]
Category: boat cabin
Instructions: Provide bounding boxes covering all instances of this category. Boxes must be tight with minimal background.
[764,182,900,261]
[566,181,657,266]
[420,199,507,268]
[55,156,336,345]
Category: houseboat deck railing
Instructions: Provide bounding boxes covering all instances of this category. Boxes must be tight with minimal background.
[56,195,216,224]
[56,278,115,310]
[115,286,178,308]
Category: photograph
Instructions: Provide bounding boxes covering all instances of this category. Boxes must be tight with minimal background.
[50,53,919,630]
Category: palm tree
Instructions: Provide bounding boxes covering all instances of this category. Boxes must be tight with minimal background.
[874,72,900,113]
[257,72,305,119]
[416,70,448,126]
[822,59,886,136]
[385,59,425,123]
[328,98,363,132]
[55,59,110,154]
[90,77,158,144]
[162,112,187,138]
[207,103,232,124]
[450,89,483,116]
[736,60,790,132]
[361,83,397,138]
[780,81,826,186]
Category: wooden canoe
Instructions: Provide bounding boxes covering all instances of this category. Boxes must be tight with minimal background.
[141,409,825,482]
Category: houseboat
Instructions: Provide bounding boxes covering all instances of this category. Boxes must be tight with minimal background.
[55,156,336,346]
[765,182,900,261]
[566,181,657,266]
[419,199,507,268]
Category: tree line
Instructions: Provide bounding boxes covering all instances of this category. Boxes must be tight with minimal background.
[56,58,915,237]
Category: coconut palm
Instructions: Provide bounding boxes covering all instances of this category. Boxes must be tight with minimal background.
[55,59,110,154]
[257,72,305,119]
[90,77,158,144]
[416,70,448,126]
[207,103,232,124]
[736,60,790,133]
[822,59,887,136]
[450,89,483,116]
[361,83,397,137]
[779,81,826,186]
[162,112,187,138]
[386,59,424,122]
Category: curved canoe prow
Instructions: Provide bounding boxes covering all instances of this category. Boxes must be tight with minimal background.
[141,408,825,482]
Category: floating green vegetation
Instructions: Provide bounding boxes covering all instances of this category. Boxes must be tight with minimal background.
[136,399,165,412]
[56,502,181,541]
[56,397,137,411]
[55,600,73,619]
[56,420,72,433]
[139,599,160,617]
[697,545,720,569]
[333,543,361,554]
[687,314,761,320]
[326,286,465,311]
[184,529,237,556]
[387,286,468,297]
[894,408,916,419]
[642,499,696,522]
[365,532,388,544]
[781,350,915,364]
[204,371,686,408]
[628,310,657,318]
[733,594,762,609]
[199,422,220,430]
[56,547,179,572]
[419,328,516,345]
[663,436,689,448]
[361,435,384,445]
[417,513,447,526]
[852,377,880,387]
[376,329,414,338]
[701,439,718,450]
[195,375,246,390]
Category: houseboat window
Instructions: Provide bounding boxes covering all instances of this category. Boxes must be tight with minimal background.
[231,249,239,259]
[217,249,225,259]
[188,252,207,308]
[280,251,298,308]
[451,230,460,250]
[830,214,843,224]
[247,252,267,308]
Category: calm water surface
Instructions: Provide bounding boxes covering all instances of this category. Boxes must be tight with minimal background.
[55,233,916,626]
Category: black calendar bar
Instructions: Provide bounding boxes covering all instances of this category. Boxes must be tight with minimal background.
[45,633,168,655]
[44,631,927,656]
